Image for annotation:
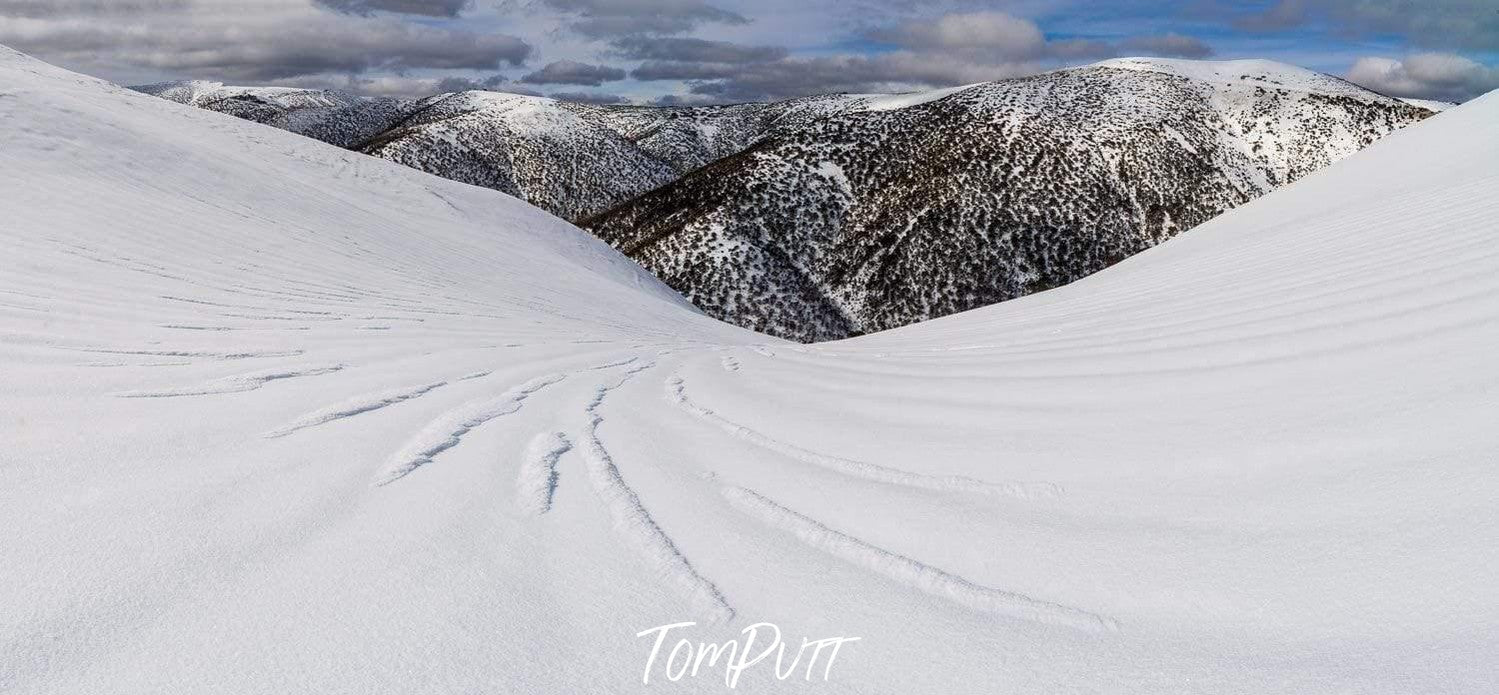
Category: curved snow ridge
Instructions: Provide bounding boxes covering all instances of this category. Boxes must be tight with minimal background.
[218,312,341,322]
[69,346,305,360]
[582,362,735,623]
[374,373,567,486]
[516,432,571,515]
[159,324,236,331]
[115,364,345,398]
[722,486,1116,633]
[263,379,451,438]
[587,356,640,371]
[666,375,1060,499]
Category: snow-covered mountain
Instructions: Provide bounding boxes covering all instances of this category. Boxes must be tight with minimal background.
[135,80,874,220]
[131,80,414,148]
[7,45,1498,694]
[583,58,1439,341]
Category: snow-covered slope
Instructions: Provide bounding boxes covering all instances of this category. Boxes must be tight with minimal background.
[6,45,1499,695]
[1399,96,1457,112]
[584,59,1437,341]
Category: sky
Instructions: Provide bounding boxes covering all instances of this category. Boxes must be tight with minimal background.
[1,0,1497,104]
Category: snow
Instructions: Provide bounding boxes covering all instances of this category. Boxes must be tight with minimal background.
[1400,97,1457,112]
[4,42,1499,694]
[856,83,983,111]
[1095,56,1389,101]
[133,79,357,109]
[812,160,853,198]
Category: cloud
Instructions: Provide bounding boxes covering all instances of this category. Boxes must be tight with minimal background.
[0,3,532,82]
[871,11,1046,61]
[0,0,188,16]
[341,73,464,96]
[650,92,721,106]
[1233,0,1307,32]
[313,0,471,17]
[617,36,790,83]
[611,36,785,63]
[541,0,746,38]
[274,71,545,97]
[520,59,626,86]
[435,73,509,92]
[1346,52,1499,102]
[549,90,628,104]
[870,11,1212,62]
[657,12,1215,103]
[6,0,1486,108]
[1120,33,1214,59]
[631,60,737,81]
[1042,38,1117,61]
[685,51,1038,103]
[1232,1,1499,52]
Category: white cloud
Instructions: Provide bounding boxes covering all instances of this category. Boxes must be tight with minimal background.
[872,11,1047,61]
[1346,52,1499,102]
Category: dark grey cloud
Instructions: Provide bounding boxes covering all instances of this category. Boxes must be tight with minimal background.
[314,0,472,17]
[1234,0,1499,51]
[0,10,532,82]
[520,59,626,86]
[1346,52,1499,102]
[631,60,738,81]
[435,73,509,92]
[542,0,747,38]
[611,36,786,63]
[1047,36,1214,62]
[650,92,721,106]
[1233,0,1308,32]
[0,0,189,16]
[1043,38,1117,61]
[186,27,531,81]
[616,36,788,82]
[1119,33,1215,59]
[550,90,628,104]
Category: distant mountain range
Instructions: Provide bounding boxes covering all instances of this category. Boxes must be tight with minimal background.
[137,59,1438,341]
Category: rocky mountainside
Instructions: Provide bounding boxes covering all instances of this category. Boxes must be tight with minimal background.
[581,59,1437,341]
